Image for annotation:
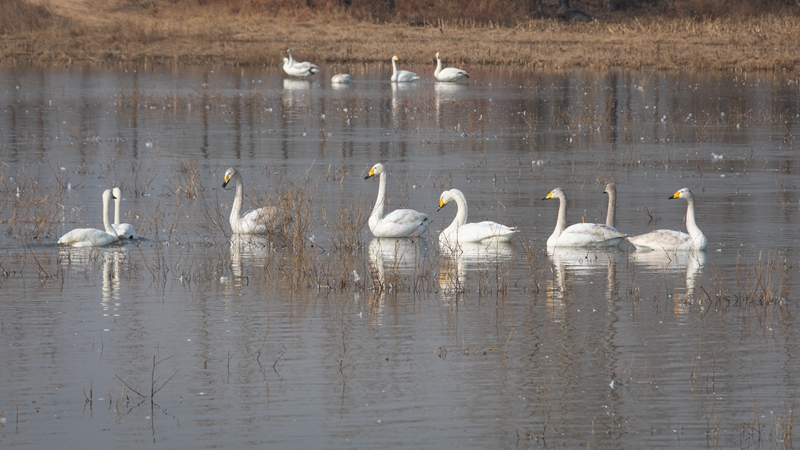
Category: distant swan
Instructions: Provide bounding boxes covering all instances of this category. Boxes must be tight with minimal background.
[111,187,138,240]
[434,52,469,82]
[627,188,708,251]
[543,187,627,249]
[58,189,119,247]
[365,163,431,238]
[331,73,353,84]
[222,167,279,234]
[283,49,319,78]
[391,56,420,82]
[438,188,516,248]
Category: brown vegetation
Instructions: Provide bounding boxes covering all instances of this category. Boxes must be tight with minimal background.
[2,0,800,69]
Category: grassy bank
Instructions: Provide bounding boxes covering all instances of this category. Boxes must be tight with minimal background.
[2,0,799,70]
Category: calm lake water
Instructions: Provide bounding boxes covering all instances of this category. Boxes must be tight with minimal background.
[1,62,799,448]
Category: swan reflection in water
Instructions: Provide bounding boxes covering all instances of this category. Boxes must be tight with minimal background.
[438,242,515,295]
[546,248,624,322]
[367,237,430,325]
[628,250,706,314]
[229,234,271,287]
[282,79,312,109]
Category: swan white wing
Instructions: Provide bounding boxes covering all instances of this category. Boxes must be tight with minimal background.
[371,208,430,238]
[392,70,420,82]
[331,74,352,83]
[552,223,627,248]
[234,206,279,234]
[284,61,319,77]
[628,229,706,251]
[58,228,119,247]
[435,67,469,82]
[441,221,517,246]
[112,223,138,240]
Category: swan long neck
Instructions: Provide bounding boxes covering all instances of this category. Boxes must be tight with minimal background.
[435,58,442,76]
[684,195,701,237]
[605,188,616,228]
[102,194,115,235]
[391,58,398,76]
[230,174,244,227]
[114,196,122,225]
[554,194,568,237]
[452,191,467,227]
[371,172,387,221]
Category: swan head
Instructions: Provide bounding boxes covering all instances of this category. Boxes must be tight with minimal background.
[669,187,693,200]
[112,186,122,200]
[543,187,565,201]
[392,56,399,62]
[222,167,239,188]
[438,189,453,211]
[103,188,116,202]
[436,52,440,59]
[604,182,616,195]
[365,163,385,180]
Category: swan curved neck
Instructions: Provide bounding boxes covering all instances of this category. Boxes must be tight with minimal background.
[230,175,244,226]
[391,59,398,76]
[370,172,387,223]
[103,195,115,235]
[114,196,122,225]
[553,195,568,237]
[446,191,468,231]
[435,58,442,76]
[684,196,701,237]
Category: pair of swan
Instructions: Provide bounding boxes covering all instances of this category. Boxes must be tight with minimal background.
[543,184,707,251]
[543,186,627,249]
[434,53,469,82]
[222,167,280,234]
[58,188,139,247]
[283,49,320,78]
[364,164,515,246]
[58,189,118,247]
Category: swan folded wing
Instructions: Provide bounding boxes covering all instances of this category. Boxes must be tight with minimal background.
[446,221,517,244]
[628,229,693,251]
[373,209,430,238]
[236,206,279,234]
[437,68,469,82]
[58,228,119,247]
[558,223,627,247]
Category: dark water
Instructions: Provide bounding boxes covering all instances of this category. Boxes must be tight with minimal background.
[0,62,799,448]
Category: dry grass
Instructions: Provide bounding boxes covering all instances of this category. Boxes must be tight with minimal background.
[2,0,798,70]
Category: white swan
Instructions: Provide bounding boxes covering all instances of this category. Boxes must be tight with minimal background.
[111,187,138,240]
[331,73,353,84]
[438,189,517,248]
[627,188,708,251]
[434,52,469,82]
[365,163,431,238]
[283,49,319,78]
[543,187,627,249]
[390,56,420,82]
[222,167,279,234]
[58,189,120,247]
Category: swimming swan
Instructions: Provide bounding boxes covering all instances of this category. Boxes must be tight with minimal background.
[365,163,431,238]
[627,188,708,251]
[222,167,279,234]
[331,73,353,84]
[543,187,627,249]
[283,49,320,78]
[391,56,420,82]
[434,52,469,82]
[111,187,138,240]
[438,188,517,248]
[58,189,120,247]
